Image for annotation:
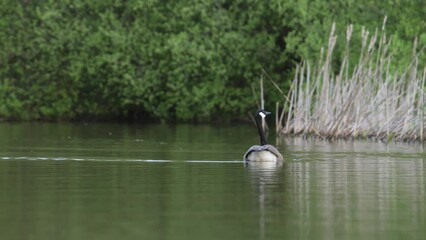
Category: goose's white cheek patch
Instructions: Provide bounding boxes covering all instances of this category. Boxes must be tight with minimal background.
[259,112,266,118]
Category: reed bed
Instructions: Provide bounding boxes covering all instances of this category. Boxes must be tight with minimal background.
[278,19,426,142]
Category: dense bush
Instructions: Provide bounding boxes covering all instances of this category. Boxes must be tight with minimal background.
[0,0,425,121]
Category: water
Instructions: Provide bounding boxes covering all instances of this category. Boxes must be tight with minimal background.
[0,123,425,240]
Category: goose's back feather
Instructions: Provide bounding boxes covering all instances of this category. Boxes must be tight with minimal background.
[243,144,283,162]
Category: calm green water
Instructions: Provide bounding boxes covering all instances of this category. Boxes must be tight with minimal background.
[0,123,425,240]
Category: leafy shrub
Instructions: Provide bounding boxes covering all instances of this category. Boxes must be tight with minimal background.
[0,0,424,121]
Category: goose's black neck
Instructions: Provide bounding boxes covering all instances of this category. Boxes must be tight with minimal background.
[255,116,268,145]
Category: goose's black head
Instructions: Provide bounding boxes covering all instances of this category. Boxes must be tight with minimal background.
[255,109,271,119]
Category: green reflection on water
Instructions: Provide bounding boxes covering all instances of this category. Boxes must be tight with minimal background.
[0,123,425,240]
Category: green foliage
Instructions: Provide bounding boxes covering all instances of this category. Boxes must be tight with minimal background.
[0,0,425,121]
[281,0,426,73]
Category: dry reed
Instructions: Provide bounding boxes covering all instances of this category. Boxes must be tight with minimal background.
[278,18,426,142]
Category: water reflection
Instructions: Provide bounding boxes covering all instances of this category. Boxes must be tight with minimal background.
[0,123,426,240]
[245,161,286,240]
[283,137,426,239]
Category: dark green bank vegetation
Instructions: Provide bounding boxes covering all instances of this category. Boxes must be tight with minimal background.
[1,0,426,122]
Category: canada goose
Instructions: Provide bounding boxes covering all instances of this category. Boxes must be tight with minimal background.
[243,109,283,162]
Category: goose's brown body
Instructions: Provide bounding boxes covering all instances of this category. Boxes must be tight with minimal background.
[243,110,283,162]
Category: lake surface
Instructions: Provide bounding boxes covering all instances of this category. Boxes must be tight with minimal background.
[0,123,425,240]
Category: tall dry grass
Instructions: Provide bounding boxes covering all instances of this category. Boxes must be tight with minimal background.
[278,18,426,142]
